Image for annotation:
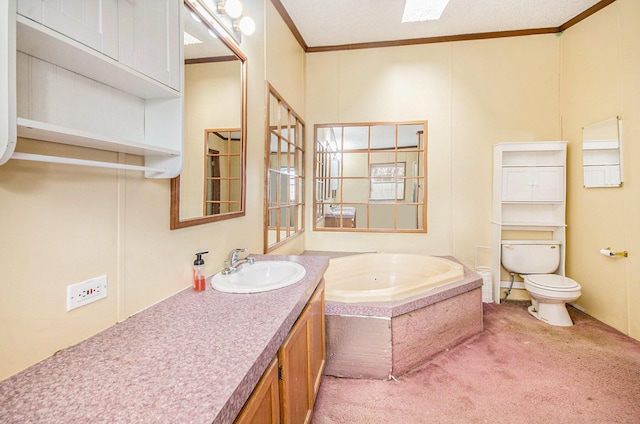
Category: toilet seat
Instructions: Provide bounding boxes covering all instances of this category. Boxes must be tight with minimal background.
[524,274,581,292]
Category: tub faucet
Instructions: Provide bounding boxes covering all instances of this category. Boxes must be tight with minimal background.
[222,248,255,275]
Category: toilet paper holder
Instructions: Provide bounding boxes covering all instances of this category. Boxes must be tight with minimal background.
[601,247,628,257]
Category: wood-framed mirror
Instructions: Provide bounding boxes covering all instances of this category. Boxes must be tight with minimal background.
[170,0,247,229]
[264,86,306,252]
[313,121,428,232]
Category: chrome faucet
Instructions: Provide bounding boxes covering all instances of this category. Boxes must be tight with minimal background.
[222,248,255,275]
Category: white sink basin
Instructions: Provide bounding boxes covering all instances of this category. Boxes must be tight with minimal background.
[211,261,307,293]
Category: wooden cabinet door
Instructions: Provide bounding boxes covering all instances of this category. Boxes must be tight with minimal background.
[235,357,280,424]
[118,0,180,90]
[237,284,325,424]
[278,308,312,424]
[308,282,325,398]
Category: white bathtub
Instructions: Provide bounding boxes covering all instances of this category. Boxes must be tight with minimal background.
[324,253,465,303]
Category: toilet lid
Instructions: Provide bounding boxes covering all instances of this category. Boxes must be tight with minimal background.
[525,274,581,291]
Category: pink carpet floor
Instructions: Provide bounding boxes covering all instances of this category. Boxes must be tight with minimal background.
[312,301,640,424]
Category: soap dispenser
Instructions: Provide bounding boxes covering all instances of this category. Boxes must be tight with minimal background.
[193,251,209,291]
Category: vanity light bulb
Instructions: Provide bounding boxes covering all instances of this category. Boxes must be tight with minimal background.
[238,16,255,36]
[224,0,243,19]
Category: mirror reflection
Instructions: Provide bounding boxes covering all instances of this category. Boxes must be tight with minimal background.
[205,129,242,215]
[171,0,246,229]
[583,117,622,188]
[265,87,305,251]
[314,122,427,232]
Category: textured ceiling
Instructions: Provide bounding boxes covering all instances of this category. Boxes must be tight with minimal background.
[278,0,605,48]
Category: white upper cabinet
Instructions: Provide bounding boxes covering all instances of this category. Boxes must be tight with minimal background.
[492,141,567,227]
[118,0,180,90]
[4,0,184,177]
[17,0,179,91]
[19,0,119,60]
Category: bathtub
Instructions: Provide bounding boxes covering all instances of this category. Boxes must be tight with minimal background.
[318,252,483,379]
[324,253,465,303]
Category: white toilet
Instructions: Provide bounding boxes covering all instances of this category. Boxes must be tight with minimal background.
[501,240,581,327]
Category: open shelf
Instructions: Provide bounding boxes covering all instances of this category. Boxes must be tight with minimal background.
[3,5,184,178]
[17,118,181,157]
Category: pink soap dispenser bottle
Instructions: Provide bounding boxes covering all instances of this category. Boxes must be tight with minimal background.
[193,251,209,291]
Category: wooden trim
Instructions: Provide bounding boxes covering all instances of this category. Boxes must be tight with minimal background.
[263,84,271,254]
[171,3,248,230]
[170,176,181,230]
[185,55,238,64]
[559,0,617,32]
[307,27,560,53]
[313,121,428,233]
[264,84,306,253]
[271,0,618,53]
[269,0,308,51]
[170,175,246,230]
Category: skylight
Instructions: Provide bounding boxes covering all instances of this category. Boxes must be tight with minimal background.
[402,0,450,22]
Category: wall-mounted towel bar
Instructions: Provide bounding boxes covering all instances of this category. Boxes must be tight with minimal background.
[11,152,167,174]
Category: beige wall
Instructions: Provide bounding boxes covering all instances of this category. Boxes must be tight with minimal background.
[305,35,561,266]
[0,0,274,380]
[561,0,640,338]
[2,0,638,382]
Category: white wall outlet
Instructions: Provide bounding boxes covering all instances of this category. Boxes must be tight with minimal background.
[67,275,108,311]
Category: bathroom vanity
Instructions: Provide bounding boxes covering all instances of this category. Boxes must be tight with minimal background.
[236,281,325,423]
[0,255,329,424]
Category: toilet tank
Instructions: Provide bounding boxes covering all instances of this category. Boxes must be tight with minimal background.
[501,240,561,274]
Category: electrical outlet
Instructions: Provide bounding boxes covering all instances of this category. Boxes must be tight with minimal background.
[67,275,107,311]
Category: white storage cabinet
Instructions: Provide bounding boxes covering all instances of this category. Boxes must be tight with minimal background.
[1,0,183,177]
[491,142,567,302]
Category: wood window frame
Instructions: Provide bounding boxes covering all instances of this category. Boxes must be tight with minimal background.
[313,121,427,233]
[264,84,306,252]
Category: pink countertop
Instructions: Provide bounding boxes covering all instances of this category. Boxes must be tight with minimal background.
[0,255,329,424]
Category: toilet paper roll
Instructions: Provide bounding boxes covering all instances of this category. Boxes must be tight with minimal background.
[600,249,615,257]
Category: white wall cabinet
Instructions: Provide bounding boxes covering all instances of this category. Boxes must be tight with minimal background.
[1,0,183,177]
[491,142,567,302]
[118,0,180,90]
[501,166,564,202]
[18,0,119,60]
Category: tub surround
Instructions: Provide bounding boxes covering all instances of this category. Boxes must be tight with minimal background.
[323,258,483,379]
[324,253,465,303]
[325,256,482,318]
[0,255,329,424]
